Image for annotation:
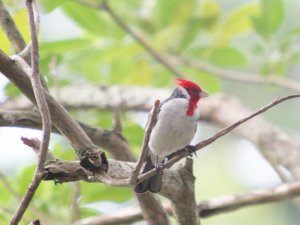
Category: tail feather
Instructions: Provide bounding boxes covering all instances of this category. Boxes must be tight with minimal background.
[134,156,162,193]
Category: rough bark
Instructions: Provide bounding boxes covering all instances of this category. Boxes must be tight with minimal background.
[3,84,299,179]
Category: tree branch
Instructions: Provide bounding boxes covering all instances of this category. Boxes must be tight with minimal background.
[136,94,300,184]
[129,100,160,185]
[0,169,56,225]
[0,50,107,172]
[26,0,51,174]
[198,181,300,217]
[0,0,26,53]
[73,180,300,224]
[99,0,183,78]
[3,85,300,179]
[174,55,300,92]
[10,1,51,223]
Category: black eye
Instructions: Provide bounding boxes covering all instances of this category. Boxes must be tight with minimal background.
[192,88,199,93]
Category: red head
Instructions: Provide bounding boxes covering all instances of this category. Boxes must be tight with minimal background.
[176,78,208,116]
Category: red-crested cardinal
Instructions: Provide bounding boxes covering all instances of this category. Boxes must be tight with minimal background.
[135,78,209,193]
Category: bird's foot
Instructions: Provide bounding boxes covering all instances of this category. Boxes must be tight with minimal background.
[185,145,197,157]
[154,162,165,174]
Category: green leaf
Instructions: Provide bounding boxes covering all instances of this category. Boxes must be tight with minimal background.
[40,39,91,55]
[153,0,196,27]
[220,2,259,43]
[199,0,220,27]
[188,71,222,93]
[178,17,204,50]
[0,8,29,54]
[62,2,107,36]
[123,122,144,149]
[16,165,35,195]
[79,207,99,219]
[210,47,247,67]
[252,0,285,39]
[80,182,132,203]
[4,82,21,98]
[39,0,62,13]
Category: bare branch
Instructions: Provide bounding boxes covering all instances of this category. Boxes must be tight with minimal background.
[129,100,160,185]
[3,85,300,178]
[2,84,168,111]
[165,158,200,225]
[73,180,300,224]
[0,50,107,171]
[99,0,183,78]
[9,0,51,223]
[198,181,300,217]
[136,94,300,183]
[174,55,300,92]
[27,0,51,173]
[0,0,26,52]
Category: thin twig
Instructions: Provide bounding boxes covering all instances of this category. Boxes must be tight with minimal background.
[26,0,52,175]
[136,94,300,183]
[100,0,183,78]
[175,55,300,92]
[0,0,26,52]
[10,1,52,224]
[129,100,160,185]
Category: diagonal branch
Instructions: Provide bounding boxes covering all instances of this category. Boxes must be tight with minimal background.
[99,0,183,78]
[129,100,160,185]
[26,0,51,174]
[0,0,26,52]
[136,94,300,184]
[0,50,107,172]
[9,1,51,224]
[198,181,300,217]
[174,55,300,92]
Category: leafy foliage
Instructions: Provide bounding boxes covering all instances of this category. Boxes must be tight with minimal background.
[1,0,300,224]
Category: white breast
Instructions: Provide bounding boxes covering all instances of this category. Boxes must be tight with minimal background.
[148,98,199,162]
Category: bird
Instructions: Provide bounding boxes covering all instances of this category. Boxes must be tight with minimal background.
[135,78,209,193]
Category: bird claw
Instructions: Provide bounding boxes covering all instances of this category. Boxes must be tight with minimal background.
[155,162,165,174]
[185,145,197,157]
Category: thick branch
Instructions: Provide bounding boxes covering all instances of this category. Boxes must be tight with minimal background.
[1,84,168,111]
[3,85,300,178]
[73,180,300,224]
[0,110,170,225]
[0,0,26,52]
[163,158,200,225]
[0,50,107,171]
[3,85,300,177]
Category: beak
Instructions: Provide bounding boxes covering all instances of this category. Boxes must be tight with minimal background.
[199,90,209,98]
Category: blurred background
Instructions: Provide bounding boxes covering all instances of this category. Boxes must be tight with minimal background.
[1,0,300,224]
